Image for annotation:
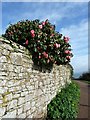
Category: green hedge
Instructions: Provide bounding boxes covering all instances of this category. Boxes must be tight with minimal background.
[47,82,80,120]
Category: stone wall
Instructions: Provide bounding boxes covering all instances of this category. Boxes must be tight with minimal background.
[0,37,71,119]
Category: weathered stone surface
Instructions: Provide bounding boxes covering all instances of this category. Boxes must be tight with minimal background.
[0,38,71,119]
[16,112,26,118]
[18,97,25,105]
[2,110,16,118]
[0,107,6,117]
[6,93,12,101]
[0,56,7,63]
[7,99,17,110]
[10,52,22,65]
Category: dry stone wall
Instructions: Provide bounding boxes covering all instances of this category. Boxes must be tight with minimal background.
[0,37,71,119]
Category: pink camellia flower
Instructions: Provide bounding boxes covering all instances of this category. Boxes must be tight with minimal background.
[42,52,48,58]
[10,31,13,35]
[65,50,71,54]
[66,56,71,59]
[58,44,60,48]
[65,50,68,54]
[50,34,54,38]
[25,39,29,45]
[42,22,45,26]
[51,34,54,37]
[30,30,35,38]
[54,43,60,48]
[31,33,35,38]
[39,25,43,29]
[54,43,58,48]
[39,55,41,59]
[64,36,70,43]
[30,30,35,34]
[47,59,50,63]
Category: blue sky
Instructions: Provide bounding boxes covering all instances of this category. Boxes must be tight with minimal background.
[0,1,88,77]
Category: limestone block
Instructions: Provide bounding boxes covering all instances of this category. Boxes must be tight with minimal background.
[34,89,43,97]
[19,73,23,77]
[18,97,25,105]
[0,63,3,70]
[27,114,33,118]
[25,94,32,101]
[21,91,28,97]
[0,107,6,117]
[0,99,3,104]
[23,101,30,112]
[6,93,12,101]
[31,100,36,107]
[7,99,17,110]
[2,49,10,56]
[0,49,2,57]
[2,110,16,118]
[10,53,22,65]
[7,80,15,87]
[0,56,7,63]
[35,81,39,89]
[27,85,35,91]
[30,106,36,113]
[13,93,20,99]
[17,107,23,115]
[17,113,26,118]
[2,44,13,51]
[7,64,14,72]
[14,66,21,73]
[8,72,16,80]
[0,87,7,94]
[0,80,7,87]
[26,109,31,117]
[0,72,7,76]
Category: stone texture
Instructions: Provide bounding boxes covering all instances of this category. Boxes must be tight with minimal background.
[0,56,7,63]
[3,110,16,118]
[0,38,72,119]
[0,107,6,117]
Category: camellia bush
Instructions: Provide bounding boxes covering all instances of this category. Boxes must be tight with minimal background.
[3,19,73,67]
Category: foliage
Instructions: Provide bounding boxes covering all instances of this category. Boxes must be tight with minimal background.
[79,72,90,81]
[47,82,80,120]
[2,19,73,67]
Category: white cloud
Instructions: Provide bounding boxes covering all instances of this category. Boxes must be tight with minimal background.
[10,2,87,26]
[71,54,88,74]
[60,19,88,74]
[3,2,86,32]
[60,19,88,54]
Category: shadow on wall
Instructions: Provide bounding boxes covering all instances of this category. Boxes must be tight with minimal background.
[32,64,53,73]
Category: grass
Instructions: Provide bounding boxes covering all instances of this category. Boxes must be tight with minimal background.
[73,79,90,84]
[82,80,90,84]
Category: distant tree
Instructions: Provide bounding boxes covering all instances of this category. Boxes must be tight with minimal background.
[79,72,90,81]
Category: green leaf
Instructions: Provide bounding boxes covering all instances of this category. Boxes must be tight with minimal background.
[34,48,37,52]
